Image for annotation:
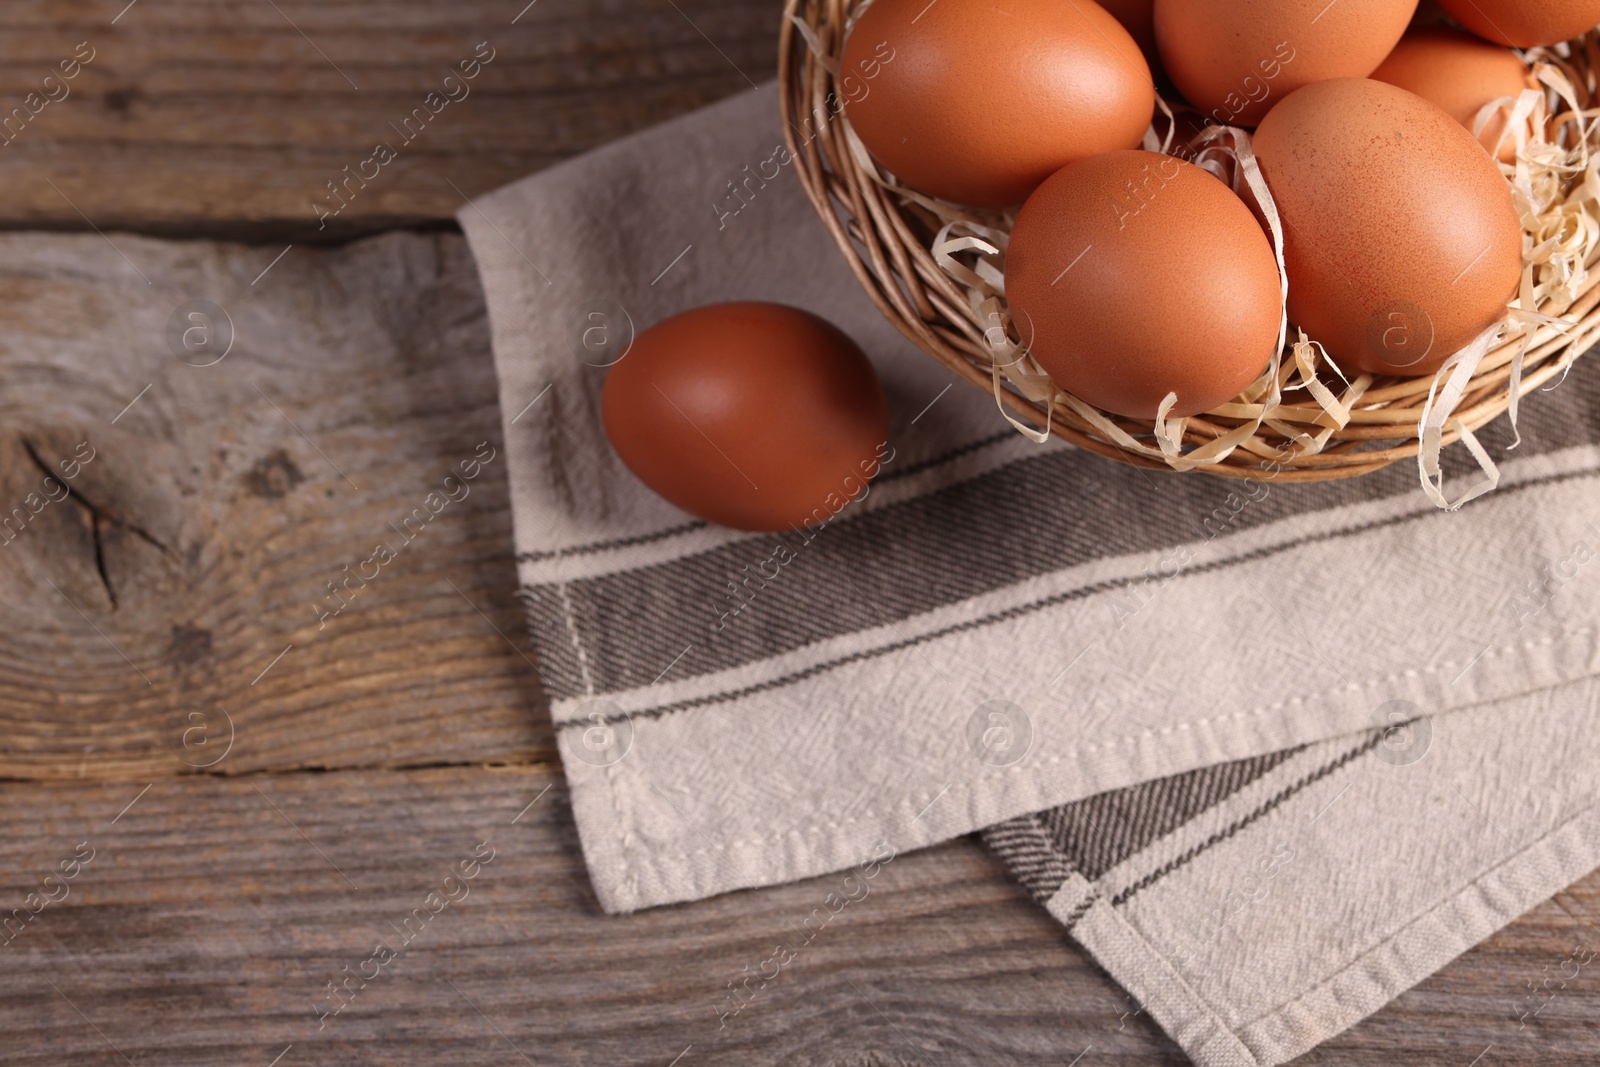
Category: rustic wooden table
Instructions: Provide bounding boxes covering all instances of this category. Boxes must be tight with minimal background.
[1,3,1596,1065]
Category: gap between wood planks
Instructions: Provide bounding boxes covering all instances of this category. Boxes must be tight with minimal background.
[0,217,468,246]
[0,755,561,786]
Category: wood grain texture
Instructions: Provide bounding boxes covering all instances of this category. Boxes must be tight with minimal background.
[0,3,1596,1065]
[0,768,1594,1067]
[0,231,549,778]
[0,0,778,238]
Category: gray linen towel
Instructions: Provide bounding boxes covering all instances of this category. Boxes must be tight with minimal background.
[458,85,1600,1066]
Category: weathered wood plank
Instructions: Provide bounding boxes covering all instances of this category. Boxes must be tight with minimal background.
[0,0,779,237]
[0,768,1594,1066]
[0,231,549,778]
[0,767,1175,1066]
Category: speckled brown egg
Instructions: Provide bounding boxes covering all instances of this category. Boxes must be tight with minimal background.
[1372,27,1532,162]
[1437,0,1600,47]
[601,303,889,532]
[1005,151,1283,419]
[1252,79,1523,377]
[1155,0,1417,126]
[841,0,1154,208]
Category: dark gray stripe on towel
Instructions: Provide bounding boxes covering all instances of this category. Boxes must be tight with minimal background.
[982,747,1303,904]
[1109,729,1388,908]
[529,367,1600,702]
[985,732,1387,922]
[550,458,1600,723]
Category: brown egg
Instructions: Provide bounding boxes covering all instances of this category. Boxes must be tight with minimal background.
[1252,79,1523,377]
[601,303,888,532]
[1005,151,1282,419]
[1155,0,1417,127]
[1372,27,1531,162]
[841,0,1154,208]
[1437,0,1600,47]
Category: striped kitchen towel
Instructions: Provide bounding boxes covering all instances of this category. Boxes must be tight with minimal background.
[459,84,1600,1066]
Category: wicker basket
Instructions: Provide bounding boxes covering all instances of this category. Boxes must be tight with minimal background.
[778,0,1600,488]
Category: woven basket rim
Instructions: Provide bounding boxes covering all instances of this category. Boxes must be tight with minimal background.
[777,0,1600,484]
